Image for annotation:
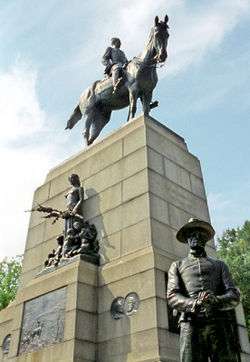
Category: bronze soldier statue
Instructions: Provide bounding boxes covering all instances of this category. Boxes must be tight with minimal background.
[102,37,128,93]
[167,218,240,362]
[64,173,84,236]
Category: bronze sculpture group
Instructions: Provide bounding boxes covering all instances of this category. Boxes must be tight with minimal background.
[65,15,169,145]
[29,173,99,267]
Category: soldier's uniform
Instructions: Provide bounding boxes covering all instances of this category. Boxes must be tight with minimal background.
[167,219,241,362]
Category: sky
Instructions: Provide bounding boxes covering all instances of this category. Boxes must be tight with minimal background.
[0,0,250,259]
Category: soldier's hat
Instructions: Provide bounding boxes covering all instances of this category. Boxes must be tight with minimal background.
[176,218,215,243]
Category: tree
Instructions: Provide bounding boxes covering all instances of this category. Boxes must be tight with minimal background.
[0,257,22,311]
[217,221,250,337]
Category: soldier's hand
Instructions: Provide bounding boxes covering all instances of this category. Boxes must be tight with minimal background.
[202,292,219,306]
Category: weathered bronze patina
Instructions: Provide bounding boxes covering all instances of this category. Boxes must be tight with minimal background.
[167,218,240,362]
[65,15,169,146]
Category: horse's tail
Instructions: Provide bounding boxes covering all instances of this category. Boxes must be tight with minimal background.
[65,105,82,130]
[65,81,99,130]
[79,80,99,116]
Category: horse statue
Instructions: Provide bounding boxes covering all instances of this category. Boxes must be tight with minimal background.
[65,15,169,146]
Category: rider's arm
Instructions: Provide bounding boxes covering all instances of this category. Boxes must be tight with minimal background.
[102,47,112,66]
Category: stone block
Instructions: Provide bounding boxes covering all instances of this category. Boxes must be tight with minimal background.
[145,117,187,151]
[74,340,96,361]
[147,127,202,177]
[8,304,23,332]
[235,303,247,327]
[155,269,167,299]
[64,309,77,341]
[156,297,169,329]
[158,328,179,361]
[99,249,154,287]
[164,157,191,191]
[168,203,194,231]
[190,174,206,199]
[238,326,250,354]
[75,310,97,342]
[149,170,210,221]
[49,172,71,199]
[76,139,123,181]
[97,328,159,362]
[43,214,64,242]
[65,283,77,312]
[122,169,148,202]
[98,268,155,314]
[19,265,42,288]
[99,231,121,265]
[25,222,46,251]
[28,209,45,230]
[33,182,51,204]
[122,193,149,230]
[84,183,122,220]
[151,219,175,254]
[77,282,97,313]
[123,124,146,156]
[84,147,146,197]
[147,147,164,175]
[77,261,98,287]
[154,251,176,272]
[89,206,122,239]
[121,219,150,255]
[22,243,44,273]
[122,146,147,180]
[150,193,169,226]
[98,297,157,342]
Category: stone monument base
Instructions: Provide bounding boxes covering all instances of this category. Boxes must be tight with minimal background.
[0,115,249,361]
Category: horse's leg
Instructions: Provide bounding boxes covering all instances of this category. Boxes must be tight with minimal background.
[88,111,111,145]
[83,115,92,145]
[140,91,153,116]
[128,87,138,121]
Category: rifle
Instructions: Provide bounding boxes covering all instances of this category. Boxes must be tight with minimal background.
[25,203,83,224]
[25,203,63,224]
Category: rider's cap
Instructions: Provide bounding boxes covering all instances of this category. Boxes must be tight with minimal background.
[111,38,121,46]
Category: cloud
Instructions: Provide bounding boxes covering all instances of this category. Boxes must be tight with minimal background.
[0,62,46,145]
[0,62,70,260]
[70,0,250,80]
[167,0,250,75]
[208,183,250,237]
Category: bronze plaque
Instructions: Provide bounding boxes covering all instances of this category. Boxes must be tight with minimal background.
[19,287,66,354]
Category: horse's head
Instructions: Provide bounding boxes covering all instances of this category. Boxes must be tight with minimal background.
[152,15,169,63]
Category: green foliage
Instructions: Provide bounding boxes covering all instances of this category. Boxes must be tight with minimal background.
[0,257,22,310]
[217,221,250,336]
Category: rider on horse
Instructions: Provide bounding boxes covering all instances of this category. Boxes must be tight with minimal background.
[102,38,128,93]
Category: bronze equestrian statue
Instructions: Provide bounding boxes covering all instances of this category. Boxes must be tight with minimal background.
[167,218,240,362]
[65,15,169,146]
